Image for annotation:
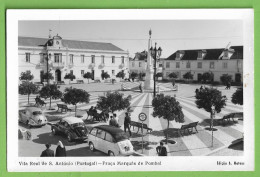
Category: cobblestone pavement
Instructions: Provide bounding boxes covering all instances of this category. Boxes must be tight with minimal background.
[19,82,243,156]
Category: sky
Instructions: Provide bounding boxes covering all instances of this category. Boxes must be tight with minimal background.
[19,20,243,58]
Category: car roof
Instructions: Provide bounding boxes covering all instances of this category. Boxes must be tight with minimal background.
[25,107,42,112]
[94,125,124,135]
[62,117,84,124]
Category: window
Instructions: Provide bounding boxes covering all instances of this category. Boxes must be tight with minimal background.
[166,62,170,68]
[70,70,73,74]
[69,54,74,64]
[112,70,115,75]
[112,56,115,64]
[139,62,142,67]
[197,62,202,68]
[186,62,190,68]
[223,62,228,69]
[159,63,163,67]
[121,56,124,64]
[91,55,95,64]
[198,52,202,58]
[81,70,84,76]
[25,53,30,62]
[224,51,228,58]
[176,53,180,59]
[176,62,180,68]
[132,62,135,67]
[54,53,62,63]
[101,55,105,64]
[210,62,215,69]
[81,55,84,63]
[40,53,44,63]
[105,133,114,142]
[90,128,97,136]
[96,130,105,139]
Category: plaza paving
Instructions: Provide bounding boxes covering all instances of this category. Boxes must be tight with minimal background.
[19,82,243,156]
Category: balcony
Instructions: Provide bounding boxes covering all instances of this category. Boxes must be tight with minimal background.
[36,62,45,68]
[89,63,95,69]
[52,62,65,69]
[99,63,105,69]
[68,63,74,68]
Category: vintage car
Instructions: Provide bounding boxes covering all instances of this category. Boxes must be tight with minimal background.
[51,117,88,142]
[19,107,47,128]
[88,125,134,156]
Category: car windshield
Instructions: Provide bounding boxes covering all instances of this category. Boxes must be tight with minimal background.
[71,122,85,128]
[113,132,128,142]
[32,111,42,115]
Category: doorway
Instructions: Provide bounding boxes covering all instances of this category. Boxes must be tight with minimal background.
[92,70,95,80]
[55,69,61,82]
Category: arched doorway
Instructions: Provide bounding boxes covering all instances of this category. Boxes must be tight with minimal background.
[55,69,61,82]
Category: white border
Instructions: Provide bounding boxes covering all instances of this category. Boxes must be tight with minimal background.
[7,9,254,172]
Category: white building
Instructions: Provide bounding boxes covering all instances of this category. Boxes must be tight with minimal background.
[129,50,163,77]
[162,46,243,83]
[18,35,129,83]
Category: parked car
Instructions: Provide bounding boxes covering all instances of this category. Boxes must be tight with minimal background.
[19,107,47,128]
[51,117,88,142]
[88,125,134,156]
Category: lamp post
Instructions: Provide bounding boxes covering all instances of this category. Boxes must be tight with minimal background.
[211,105,215,147]
[150,42,162,97]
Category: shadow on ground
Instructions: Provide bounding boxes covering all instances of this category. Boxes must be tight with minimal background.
[131,140,158,151]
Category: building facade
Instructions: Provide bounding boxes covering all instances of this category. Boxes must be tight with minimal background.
[129,50,163,76]
[162,46,243,83]
[18,35,129,83]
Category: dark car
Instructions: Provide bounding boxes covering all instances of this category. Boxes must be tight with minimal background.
[51,117,88,142]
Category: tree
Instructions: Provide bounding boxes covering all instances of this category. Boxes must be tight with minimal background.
[130,72,138,81]
[155,72,163,80]
[183,71,194,82]
[96,91,131,113]
[116,71,125,80]
[19,81,39,104]
[139,72,146,80]
[220,74,232,85]
[168,72,178,80]
[201,72,214,83]
[83,72,93,83]
[39,84,62,109]
[231,88,243,105]
[64,73,76,81]
[19,71,34,81]
[62,87,90,116]
[101,72,110,80]
[152,94,184,144]
[42,72,54,81]
[195,87,227,128]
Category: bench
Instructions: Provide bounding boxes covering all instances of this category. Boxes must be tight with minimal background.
[130,121,153,133]
[104,79,111,83]
[177,121,199,136]
[34,82,43,87]
[57,81,65,85]
[77,80,84,84]
[94,79,101,83]
[218,112,243,125]
[57,104,72,112]
[35,97,47,107]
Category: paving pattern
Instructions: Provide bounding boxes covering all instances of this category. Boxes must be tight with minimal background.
[19,82,243,156]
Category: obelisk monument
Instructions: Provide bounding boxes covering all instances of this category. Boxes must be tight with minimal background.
[144,29,154,90]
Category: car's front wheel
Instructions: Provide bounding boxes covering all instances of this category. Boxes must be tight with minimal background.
[89,142,95,151]
[108,150,115,156]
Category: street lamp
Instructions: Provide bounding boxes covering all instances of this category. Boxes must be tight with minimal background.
[150,42,162,97]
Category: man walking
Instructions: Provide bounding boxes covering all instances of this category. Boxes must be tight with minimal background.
[156,141,167,156]
[40,143,54,157]
[124,112,132,136]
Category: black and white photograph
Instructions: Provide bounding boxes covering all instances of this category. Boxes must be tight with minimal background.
[7,9,254,171]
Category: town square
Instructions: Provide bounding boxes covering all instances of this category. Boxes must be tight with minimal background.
[17,19,244,157]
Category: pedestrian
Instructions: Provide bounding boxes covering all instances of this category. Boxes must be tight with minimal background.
[124,112,132,136]
[195,88,199,94]
[55,140,66,157]
[87,106,94,119]
[156,141,167,156]
[109,116,119,127]
[200,85,203,90]
[113,113,119,127]
[40,143,54,157]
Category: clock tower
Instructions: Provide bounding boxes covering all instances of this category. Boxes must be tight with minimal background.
[53,34,63,48]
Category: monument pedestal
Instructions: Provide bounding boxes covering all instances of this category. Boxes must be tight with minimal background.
[144,69,154,90]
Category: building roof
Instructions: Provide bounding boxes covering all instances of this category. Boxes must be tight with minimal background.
[62,117,84,124]
[18,36,124,52]
[133,50,148,61]
[166,46,243,60]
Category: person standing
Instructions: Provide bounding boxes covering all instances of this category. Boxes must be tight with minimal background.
[109,116,119,127]
[55,141,66,157]
[124,112,132,136]
[139,82,143,93]
[156,142,167,156]
[40,143,54,157]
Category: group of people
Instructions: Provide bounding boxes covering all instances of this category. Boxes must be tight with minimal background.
[225,82,231,89]
[108,112,132,136]
[40,141,66,157]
